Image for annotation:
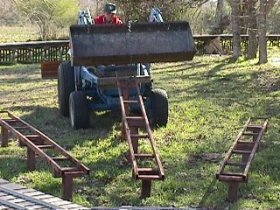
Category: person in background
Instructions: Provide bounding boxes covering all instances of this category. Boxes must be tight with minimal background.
[94,3,123,25]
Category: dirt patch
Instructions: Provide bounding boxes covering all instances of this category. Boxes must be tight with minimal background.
[187,153,223,165]
[253,71,280,92]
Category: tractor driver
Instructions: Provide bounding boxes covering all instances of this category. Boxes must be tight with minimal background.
[91,3,123,77]
[94,3,123,25]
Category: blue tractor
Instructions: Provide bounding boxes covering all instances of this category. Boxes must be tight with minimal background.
[58,9,196,129]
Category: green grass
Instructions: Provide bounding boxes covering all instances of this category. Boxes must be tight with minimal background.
[1,54,280,209]
[0,26,39,42]
[0,26,68,42]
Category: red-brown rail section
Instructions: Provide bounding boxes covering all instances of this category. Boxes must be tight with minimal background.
[117,77,164,198]
[216,118,268,202]
[0,111,90,201]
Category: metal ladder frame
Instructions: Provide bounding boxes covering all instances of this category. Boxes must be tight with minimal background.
[117,77,164,198]
[216,118,268,202]
[0,111,90,201]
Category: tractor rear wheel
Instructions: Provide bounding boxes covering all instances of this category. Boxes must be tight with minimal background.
[149,89,169,127]
[69,91,90,129]
[58,61,75,117]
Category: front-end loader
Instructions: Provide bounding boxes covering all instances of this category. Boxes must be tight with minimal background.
[57,9,196,129]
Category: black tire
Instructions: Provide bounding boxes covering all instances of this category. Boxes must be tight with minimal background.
[69,91,90,129]
[149,89,169,127]
[58,61,75,117]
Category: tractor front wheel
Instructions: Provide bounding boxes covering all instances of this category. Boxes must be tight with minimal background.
[69,91,90,129]
[58,61,75,117]
[149,89,169,127]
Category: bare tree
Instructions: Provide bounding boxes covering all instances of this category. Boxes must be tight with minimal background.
[246,0,258,59]
[215,0,224,28]
[231,0,241,61]
[258,0,268,64]
[210,0,230,34]
[0,0,19,25]
[13,0,79,40]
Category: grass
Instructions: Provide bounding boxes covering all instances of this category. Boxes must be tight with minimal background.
[0,26,68,43]
[1,53,280,209]
[0,26,39,43]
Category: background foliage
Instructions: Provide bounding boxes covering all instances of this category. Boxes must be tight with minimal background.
[13,0,79,39]
[1,0,280,42]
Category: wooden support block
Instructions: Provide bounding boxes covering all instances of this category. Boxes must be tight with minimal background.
[141,180,152,198]
[27,147,36,171]
[1,126,8,147]
[62,174,73,201]
[227,181,239,202]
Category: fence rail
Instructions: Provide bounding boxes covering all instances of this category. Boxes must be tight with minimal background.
[0,40,70,64]
[195,34,280,54]
[0,35,280,64]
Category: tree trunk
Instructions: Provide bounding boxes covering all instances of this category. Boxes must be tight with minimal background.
[239,0,247,34]
[231,0,241,61]
[209,0,230,35]
[213,0,224,34]
[247,0,258,59]
[258,0,268,64]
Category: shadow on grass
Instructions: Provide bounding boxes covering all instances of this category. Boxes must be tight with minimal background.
[152,62,200,72]
[198,177,218,208]
[0,156,26,179]
[8,105,122,149]
[170,68,280,118]
[206,60,230,77]
[0,64,42,83]
[153,61,209,80]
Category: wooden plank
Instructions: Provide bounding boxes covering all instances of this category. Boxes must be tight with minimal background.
[61,203,86,209]
[24,191,45,197]
[0,206,11,210]
[16,189,36,194]
[52,200,73,206]
[17,201,34,207]
[0,180,9,185]
[41,197,62,203]
[0,179,88,209]
[0,186,60,209]
[32,194,53,200]
[0,198,27,209]
[1,183,26,191]
[25,205,47,210]
[0,195,14,201]
[0,193,6,197]
[9,198,25,203]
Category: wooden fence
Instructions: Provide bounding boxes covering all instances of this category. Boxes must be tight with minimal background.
[0,35,280,65]
[195,34,280,54]
[0,40,70,65]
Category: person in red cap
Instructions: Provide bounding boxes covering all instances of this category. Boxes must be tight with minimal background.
[94,3,123,25]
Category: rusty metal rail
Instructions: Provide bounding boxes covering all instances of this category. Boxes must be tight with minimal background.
[216,118,268,202]
[0,111,90,201]
[117,77,164,198]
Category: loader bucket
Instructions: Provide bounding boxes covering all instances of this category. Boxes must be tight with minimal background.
[70,21,196,66]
